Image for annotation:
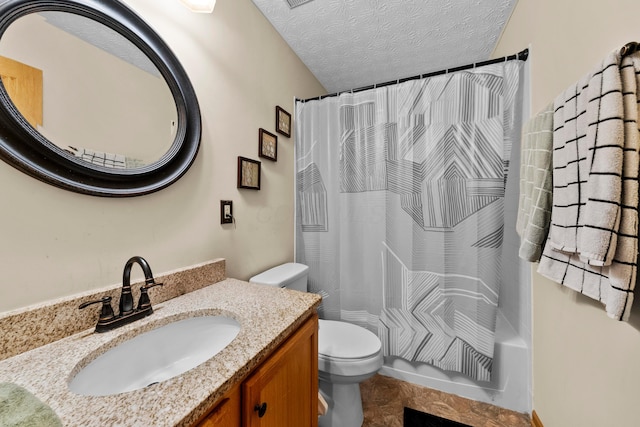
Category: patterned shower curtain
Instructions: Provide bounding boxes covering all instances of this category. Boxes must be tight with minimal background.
[295,61,524,381]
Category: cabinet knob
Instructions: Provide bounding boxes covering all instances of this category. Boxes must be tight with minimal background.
[254,402,267,418]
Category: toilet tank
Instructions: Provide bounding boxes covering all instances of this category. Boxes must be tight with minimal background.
[249,263,309,292]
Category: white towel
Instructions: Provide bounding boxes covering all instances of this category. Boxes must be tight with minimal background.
[538,50,640,321]
[546,74,589,254]
[538,241,635,321]
[516,103,554,262]
[606,51,640,317]
[578,53,625,265]
[547,51,625,266]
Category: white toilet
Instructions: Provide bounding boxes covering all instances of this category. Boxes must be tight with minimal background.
[250,263,383,427]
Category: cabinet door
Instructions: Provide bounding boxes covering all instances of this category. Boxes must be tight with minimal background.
[243,314,318,427]
[196,384,241,427]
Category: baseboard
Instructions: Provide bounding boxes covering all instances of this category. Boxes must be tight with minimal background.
[531,410,544,427]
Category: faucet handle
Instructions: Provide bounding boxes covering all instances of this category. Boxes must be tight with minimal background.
[137,282,163,311]
[79,297,115,323]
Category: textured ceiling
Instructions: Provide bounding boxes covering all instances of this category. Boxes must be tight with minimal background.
[250,0,518,93]
[39,12,160,77]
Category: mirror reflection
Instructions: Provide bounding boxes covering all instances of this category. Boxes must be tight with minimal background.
[0,11,178,169]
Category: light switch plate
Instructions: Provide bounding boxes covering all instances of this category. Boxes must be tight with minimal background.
[220,200,233,224]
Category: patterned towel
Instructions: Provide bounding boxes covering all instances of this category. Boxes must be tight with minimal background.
[547,51,624,266]
[516,102,554,262]
[538,50,640,321]
[607,52,640,317]
[0,383,62,427]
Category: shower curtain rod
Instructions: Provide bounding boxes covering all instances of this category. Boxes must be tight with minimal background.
[296,48,529,103]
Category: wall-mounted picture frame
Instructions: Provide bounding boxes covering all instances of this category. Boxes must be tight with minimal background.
[259,128,278,161]
[276,106,291,138]
[237,156,261,190]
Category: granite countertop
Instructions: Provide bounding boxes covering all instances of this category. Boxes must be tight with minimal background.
[0,279,321,426]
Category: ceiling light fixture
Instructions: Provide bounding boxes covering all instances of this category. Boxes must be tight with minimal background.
[181,0,216,13]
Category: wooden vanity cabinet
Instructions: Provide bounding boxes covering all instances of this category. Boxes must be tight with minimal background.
[243,313,318,427]
[196,384,241,427]
[194,313,318,427]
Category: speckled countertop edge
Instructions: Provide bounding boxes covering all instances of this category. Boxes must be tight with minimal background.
[0,279,321,427]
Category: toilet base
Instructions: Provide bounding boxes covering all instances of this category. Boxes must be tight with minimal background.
[318,378,364,427]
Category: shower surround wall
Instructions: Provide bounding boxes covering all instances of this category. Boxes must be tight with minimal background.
[296,60,531,412]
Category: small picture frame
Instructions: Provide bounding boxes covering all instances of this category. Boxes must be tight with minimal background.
[259,128,278,161]
[237,156,261,190]
[276,106,291,138]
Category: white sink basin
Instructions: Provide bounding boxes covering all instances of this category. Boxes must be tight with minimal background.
[69,316,240,396]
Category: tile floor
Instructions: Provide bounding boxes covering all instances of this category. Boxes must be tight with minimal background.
[360,374,530,427]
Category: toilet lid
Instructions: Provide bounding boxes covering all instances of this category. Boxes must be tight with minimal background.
[318,319,382,359]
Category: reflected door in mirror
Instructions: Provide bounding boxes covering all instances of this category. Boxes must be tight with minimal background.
[0,55,42,128]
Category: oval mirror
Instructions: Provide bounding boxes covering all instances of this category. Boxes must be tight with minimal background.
[0,0,201,196]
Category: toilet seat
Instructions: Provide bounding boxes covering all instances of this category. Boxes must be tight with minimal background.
[318,319,383,377]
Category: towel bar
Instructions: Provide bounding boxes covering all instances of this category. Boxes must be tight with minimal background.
[620,41,639,57]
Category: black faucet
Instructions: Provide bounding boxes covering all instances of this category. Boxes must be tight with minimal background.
[79,256,163,333]
[120,256,158,315]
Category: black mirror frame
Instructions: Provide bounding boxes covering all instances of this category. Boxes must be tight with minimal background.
[0,0,201,197]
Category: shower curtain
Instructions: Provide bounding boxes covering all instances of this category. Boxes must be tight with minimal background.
[295,61,524,381]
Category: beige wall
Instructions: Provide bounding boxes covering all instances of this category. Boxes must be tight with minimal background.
[0,0,325,312]
[493,0,640,425]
